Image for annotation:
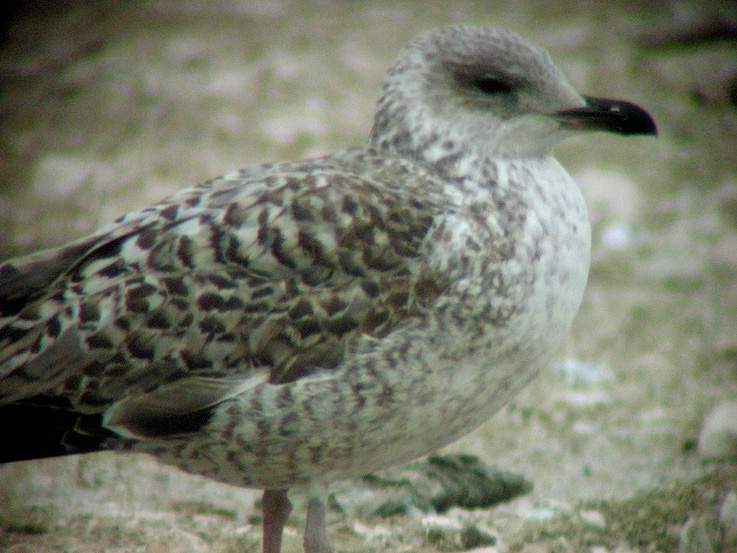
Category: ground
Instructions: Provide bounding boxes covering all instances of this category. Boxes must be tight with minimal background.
[1,1,737,552]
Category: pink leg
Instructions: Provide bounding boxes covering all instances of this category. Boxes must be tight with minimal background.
[304,490,333,553]
[262,489,292,553]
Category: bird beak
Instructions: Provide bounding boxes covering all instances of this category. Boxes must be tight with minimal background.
[555,96,657,136]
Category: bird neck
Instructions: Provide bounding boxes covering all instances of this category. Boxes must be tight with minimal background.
[368,87,554,179]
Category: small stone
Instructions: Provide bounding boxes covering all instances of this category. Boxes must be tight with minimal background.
[678,515,719,553]
[461,547,506,553]
[363,454,532,518]
[421,513,462,529]
[719,491,737,549]
[720,490,737,528]
[600,223,637,250]
[555,389,612,408]
[460,522,500,549]
[549,359,613,385]
[578,509,607,529]
[420,513,505,551]
[351,521,395,549]
[522,499,574,521]
[698,401,737,460]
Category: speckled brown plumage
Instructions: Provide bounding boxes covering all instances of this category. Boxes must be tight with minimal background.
[0,24,655,553]
[1,153,446,408]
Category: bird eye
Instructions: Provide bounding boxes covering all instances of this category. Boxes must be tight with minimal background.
[474,77,514,95]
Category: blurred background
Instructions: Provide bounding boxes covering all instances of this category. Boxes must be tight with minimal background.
[1,1,736,552]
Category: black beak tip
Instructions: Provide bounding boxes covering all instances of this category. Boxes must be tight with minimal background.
[611,99,658,137]
[584,96,658,137]
[559,96,658,137]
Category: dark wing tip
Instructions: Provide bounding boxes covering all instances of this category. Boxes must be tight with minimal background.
[0,401,117,463]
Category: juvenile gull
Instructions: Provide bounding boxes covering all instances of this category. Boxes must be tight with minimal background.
[0,25,655,553]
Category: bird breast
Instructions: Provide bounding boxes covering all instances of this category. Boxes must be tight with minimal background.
[146,155,591,490]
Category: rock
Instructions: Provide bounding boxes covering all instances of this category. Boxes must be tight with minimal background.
[578,509,607,529]
[421,514,504,552]
[522,499,575,522]
[678,515,719,553]
[460,522,500,549]
[698,401,737,460]
[353,454,532,518]
[422,513,464,548]
[719,490,737,550]
[351,521,396,550]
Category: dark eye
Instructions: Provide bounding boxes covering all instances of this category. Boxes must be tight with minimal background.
[474,77,514,95]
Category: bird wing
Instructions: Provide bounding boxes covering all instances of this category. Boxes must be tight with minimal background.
[0,152,450,434]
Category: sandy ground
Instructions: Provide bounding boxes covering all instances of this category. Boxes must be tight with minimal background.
[1,1,737,552]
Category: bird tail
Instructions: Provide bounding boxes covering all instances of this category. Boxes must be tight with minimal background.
[0,400,120,463]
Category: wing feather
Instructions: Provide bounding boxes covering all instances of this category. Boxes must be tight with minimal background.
[0,152,449,426]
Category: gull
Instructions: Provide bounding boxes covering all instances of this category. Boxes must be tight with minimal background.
[0,24,656,553]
